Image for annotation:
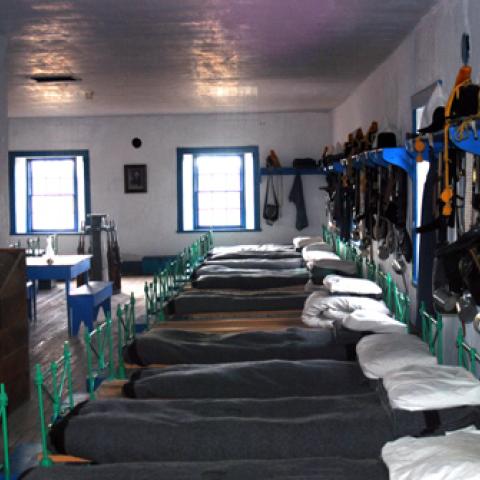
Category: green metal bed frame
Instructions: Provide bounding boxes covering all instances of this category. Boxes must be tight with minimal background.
[419,303,444,364]
[83,233,214,399]
[457,327,480,376]
[0,384,10,479]
[34,342,76,467]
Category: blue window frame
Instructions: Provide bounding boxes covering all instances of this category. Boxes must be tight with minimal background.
[9,150,91,234]
[177,146,260,232]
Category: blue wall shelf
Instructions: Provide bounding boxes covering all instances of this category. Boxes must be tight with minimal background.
[449,121,480,155]
[350,148,416,178]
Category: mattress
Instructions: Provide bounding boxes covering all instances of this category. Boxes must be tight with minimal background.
[123,327,360,366]
[192,268,310,289]
[207,244,301,260]
[172,289,308,313]
[202,258,304,269]
[122,358,371,399]
[20,457,389,480]
[50,392,480,464]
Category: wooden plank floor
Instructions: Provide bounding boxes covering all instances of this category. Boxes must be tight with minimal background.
[4,277,304,455]
[5,276,148,451]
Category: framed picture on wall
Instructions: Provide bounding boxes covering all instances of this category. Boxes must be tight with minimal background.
[124,164,147,193]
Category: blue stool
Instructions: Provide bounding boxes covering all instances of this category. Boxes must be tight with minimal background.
[67,281,113,336]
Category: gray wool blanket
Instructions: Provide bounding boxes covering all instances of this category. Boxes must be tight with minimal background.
[123,327,359,366]
[202,257,305,269]
[20,457,389,480]
[192,268,310,289]
[122,358,371,398]
[172,290,308,313]
[207,245,301,260]
[50,393,480,464]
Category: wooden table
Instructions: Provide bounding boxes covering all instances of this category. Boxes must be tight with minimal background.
[26,255,92,334]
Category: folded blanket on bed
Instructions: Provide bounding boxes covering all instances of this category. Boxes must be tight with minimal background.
[208,245,301,260]
[49,394,390,462]
[202,258,304,269]
[20,457,389,480]
[192,268,310,289]
[122,358,371,399]
[173,290,308,313]
[123,327,354,366]
[50,391,480,464]
[194,265,305,277]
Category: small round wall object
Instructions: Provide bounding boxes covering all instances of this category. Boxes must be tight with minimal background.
[132,137,142,149]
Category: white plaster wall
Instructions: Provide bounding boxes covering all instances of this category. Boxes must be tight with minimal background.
[7,111,330,256]
[0,37,8,246]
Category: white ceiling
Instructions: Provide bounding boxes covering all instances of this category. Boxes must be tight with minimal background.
[0,0,438,117]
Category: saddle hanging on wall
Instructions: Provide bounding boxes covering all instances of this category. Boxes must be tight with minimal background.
[266,150,282,168]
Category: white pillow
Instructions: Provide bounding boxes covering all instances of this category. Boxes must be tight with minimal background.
[382,428,480,480]
[302,293,389,328]
[301,292,335,328]
[293,237,330,249]
[342,310,407,334]
[302,249,340,263]
[356,333,437,379]
[323,275,382,296]
[383,364,480,411]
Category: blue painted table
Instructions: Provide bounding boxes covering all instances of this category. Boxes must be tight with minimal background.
[26,255,92,334]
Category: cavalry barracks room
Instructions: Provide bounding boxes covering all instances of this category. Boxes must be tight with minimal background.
[0,1,480,479]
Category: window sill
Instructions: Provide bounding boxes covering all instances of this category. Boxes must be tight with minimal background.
[10,231,82,236]
[177,228,262,234]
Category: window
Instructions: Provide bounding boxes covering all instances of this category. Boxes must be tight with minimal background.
[177,147,260,232]
[9,150,91,234]
[410,82,441,284]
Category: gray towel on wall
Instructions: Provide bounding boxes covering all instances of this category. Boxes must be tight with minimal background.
[289,174,308,230]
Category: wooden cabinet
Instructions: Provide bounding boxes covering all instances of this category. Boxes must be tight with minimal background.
[0,249,30,410]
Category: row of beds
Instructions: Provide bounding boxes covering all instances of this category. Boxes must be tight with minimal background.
[21,237,480,480]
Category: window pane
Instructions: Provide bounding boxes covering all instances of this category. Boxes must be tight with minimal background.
[196,155,241,174]
[31,160,75,195]
[31,195,75,230]
[198,207,241,227]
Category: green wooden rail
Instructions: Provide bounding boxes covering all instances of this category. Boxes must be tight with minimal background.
[34,342,74,467]
[85,313,116,399]
[142,233,212,328]
[456,327,480,376]
[419,302,443,364]
[0,384,10,479]
[116,297,136,379]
